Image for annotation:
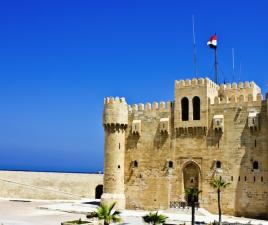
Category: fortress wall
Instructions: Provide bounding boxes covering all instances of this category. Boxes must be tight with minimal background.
[125,106,173,210]
[0,170,103,200]
[207,100,268,219]
[123,84,268,218]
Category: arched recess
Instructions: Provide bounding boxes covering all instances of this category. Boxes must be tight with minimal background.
[95,184,103,199]
[193,96,201,120]
[182,161,202,203]
[181,97,189,121]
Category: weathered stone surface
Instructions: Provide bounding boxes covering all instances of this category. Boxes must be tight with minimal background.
[103,77,268,219]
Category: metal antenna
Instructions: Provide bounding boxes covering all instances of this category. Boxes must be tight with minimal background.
[232,48,235,81]
[239,61,242,82]
[192,15,198,77]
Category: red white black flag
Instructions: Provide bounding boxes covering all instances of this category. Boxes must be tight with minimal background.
[207,34,217,49]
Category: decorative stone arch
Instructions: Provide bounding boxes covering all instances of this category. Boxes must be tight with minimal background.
[181,97,189,121]
[181,160,202,203]
[95,184,103,199]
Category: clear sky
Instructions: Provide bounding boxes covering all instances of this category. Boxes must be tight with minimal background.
[0,0,267,173]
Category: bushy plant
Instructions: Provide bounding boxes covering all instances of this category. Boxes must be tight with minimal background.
[87,202,121,225]
[142,211,168,225]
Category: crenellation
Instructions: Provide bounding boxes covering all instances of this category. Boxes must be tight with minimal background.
[127,100,173,114]
[175,77,214,89]
[220,84,225,90]
[145,102,152,110]
[104,96,126,105]
[226,83,232,89]
[238,82,244,88]
[152,102,159,109]
[138,103,144,111]
[232,83,237,89]
[185,79,191,86]
[192,78,198,85]
[244,81,250,88]
[159,101,166,110]
[132,104,138,111]
[199,78,205,84]
[210,94,264,106]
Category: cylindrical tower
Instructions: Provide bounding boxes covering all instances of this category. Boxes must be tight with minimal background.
[101,96,128,209]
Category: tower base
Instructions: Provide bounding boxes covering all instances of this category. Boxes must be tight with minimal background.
[101,193,126,210]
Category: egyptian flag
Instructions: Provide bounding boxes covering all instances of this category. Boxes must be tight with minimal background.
[207,34,217,49]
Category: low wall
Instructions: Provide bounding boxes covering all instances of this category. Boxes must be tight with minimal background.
[0,170,103,200]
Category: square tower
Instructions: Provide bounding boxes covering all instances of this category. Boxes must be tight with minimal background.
[174,78,218,130]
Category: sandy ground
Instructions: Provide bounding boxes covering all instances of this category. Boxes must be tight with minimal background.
[0,200,87,225]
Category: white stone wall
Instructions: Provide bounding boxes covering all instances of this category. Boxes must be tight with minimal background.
[0,170,103,200]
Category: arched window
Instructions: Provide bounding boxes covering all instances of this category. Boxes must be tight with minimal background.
[253,161,259,170]
[216,161,221,169]
[168,161,173,168]
[181,97,189,121]
[133,160,138,168]
[193,96,201,120]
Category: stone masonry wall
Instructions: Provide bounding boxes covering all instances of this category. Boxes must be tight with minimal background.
[122,78,268,219]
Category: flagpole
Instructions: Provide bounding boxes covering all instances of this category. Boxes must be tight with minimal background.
[214,47,219,84]
[192,15,197,77]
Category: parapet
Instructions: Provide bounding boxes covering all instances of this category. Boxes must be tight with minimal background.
[219,81,261,91]
[103,97,128,126]
[175,77,219,89]
[212,93,263,106]
[128,101,173,113]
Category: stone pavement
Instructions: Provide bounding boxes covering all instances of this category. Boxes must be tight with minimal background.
[0,199,267,225]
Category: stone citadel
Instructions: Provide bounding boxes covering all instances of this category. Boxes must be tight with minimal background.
[102,77,268,219]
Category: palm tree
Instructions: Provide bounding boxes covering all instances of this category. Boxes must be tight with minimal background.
[142,211,168,225]
[87,202,121,225]
[185,188,202,225]
[210,177,230,225]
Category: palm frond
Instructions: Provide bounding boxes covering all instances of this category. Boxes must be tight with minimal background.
[143,211,168,225]
[210,177,230,190]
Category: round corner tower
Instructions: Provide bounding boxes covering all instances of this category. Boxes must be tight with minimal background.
[101,96,128,209]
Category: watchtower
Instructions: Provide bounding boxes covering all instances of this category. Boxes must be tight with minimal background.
[102,97,128,209]
[174,78,218,132]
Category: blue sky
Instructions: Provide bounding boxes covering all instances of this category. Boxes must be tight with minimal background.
[0,0,267,172]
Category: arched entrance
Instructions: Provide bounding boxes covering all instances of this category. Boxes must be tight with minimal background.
[183,162,200,204]
[95,184,103,199]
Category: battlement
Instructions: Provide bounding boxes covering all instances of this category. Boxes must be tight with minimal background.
[175,78,261,91]
[104,97,126,105]
[219,81,261,91]
[175,77,219,89]
[212,93,263,105]
[128,101,172,113]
